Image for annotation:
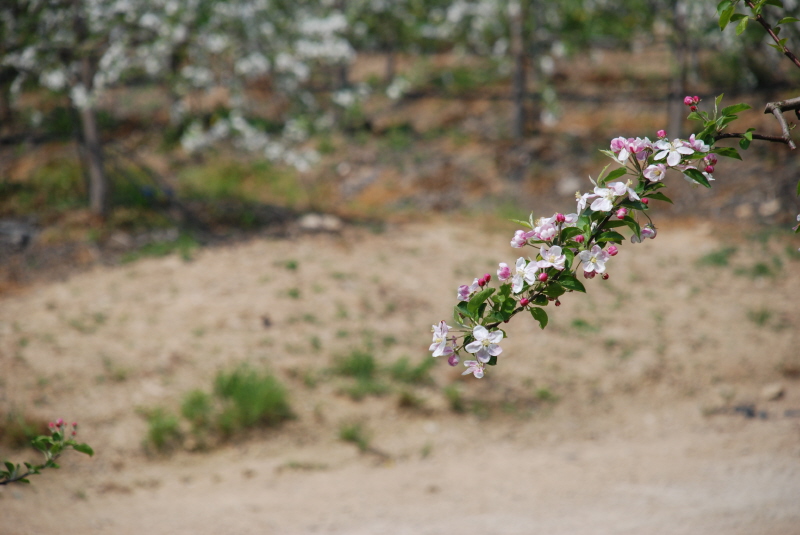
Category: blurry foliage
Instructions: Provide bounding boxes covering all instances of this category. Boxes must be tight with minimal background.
[0,410,49,450]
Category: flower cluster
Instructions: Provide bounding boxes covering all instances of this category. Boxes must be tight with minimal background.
[428,95,750,379]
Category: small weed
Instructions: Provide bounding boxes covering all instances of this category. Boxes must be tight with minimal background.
[284,260,299,271]
[120,234,198,264]
[101,355,129,382]
[389,357,435,386]
[335,302,349,319]
[443,384,466,413]
[785,245,800,261]
[334,350,376,381]
[696,246,737,267]
[301,314,318,324]
[381,335,397,348]
[571,318,599,333]
[0,410,48,449]
[420,442,433,459]
[144,407,182,453]
[286,288,301,299]
[335,329,349,338]
[746,308,772,326]
[340,379,389,401]
[535,387,558,402]
[214,366,293,436]
[181,389,214,432]
[397,390,425,410]
[339,422,370,452]
[280,460,328,472]
[309,335,322,351]
[735,262,775,278]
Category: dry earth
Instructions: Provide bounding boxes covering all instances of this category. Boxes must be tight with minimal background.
[1,217,799,534]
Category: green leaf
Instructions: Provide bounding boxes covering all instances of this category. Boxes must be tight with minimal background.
[603,167,628,184]
[603,220,627,229]
[563,247,575,269]
[455,302,472,323]
[72,443,94,456]
[620,200,648,211]
[542,283,566,298]
[558,274,586,293]
[645,192,673,204]
[713,146,742,160]
[730,13,748,21]
[739,137,751,150]
[715,93,725,107]
[719,4,735,30]
[735,16,749,34]
[560,227,584,240]
[4,461,15,472]
[687,111,704,121]
[530,307,548,329]
[467,288,495,315]
[766,0,784,7]
[721,103,752,115]
[684,168,712,188]
[596,230,625,243]
[777,16,799,24]
[716,0,734,14]
[623,216,641,237]
[796,179,800,196]
[531,294,548,306]
[510,219,533,229]
[486,355,498,366]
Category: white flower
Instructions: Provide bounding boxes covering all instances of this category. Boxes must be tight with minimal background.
[590,186,616,212]
[511,257,538,294]
[429,321,453,357]
[465,325,503,363]
[537,245,566,270]
[578,245,610,273]
[644,164,667,182]
[462,360,485,379]
[608,180,640,202]
[654,139,694,167]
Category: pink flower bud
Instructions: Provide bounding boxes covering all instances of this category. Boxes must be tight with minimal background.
[704,165,714,173]
[584,271,596,279]
[574,235,585,244]
[607,245,619,256]
[71,431,77,436]
[555,213,566,223]
[483,273,491,283]
[519,297,530,306]
[49,422,55,428]
[683,96,693,106]
[705,154,718,165]
[693,95,700,103]
[615,208,628,219]
[478,277,486,287]
[72,422,78,428]
[497,263,511,281]
[641,198,649,205]
[448,354,459,367]
[602,273,609,280]
[538,272,548,282]
[657,129,667,138]
[555,300,561,307]
[690,105,697,112]
[56,418,64,427]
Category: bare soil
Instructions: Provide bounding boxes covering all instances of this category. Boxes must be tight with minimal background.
[1,217,799,534]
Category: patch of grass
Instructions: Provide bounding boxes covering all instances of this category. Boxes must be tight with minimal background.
[0,410,48,449]
[101,355,129,382]
[734,262,775,279]
[334,349,376,381]
[388,357,435,386]
[397,390,425,410]
[214,366,293,436]
[696,246,737,267]
[181,389,214,432]
[443,384,466,413]
[144,407,182,454]
[746,308,772,327]
[286,287,301,299]
[120,233,199,264]
[339,422,370,452]
[340,379,389,401]
[535,387,558,402]
[283,259,299,271]
[571,318,599,333]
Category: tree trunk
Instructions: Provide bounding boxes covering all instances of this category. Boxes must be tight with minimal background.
[667,0,688,139]
[510,0,528,141]
[79,56,111,219]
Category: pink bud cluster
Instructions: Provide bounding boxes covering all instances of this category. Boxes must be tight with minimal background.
[684,95,700,112]
[49,419,79,437]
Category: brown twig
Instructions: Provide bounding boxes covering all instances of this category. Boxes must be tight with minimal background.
[745,0,800,70]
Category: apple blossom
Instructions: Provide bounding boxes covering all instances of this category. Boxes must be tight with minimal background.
[657,129,667,138]
[607,245,619,256]
[511,229,535,248]
[589,186,616,212]
[655,139,694,167]
[578,245,610,274]
[458,278,480,301]
[644,163,667,182]
[465,325,503,363]
[497,263,511,281]
[536,245,566,270]
[511,257,538,293]
[430,321,453,357]
[462,360,485,379]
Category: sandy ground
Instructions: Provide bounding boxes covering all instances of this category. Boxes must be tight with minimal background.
[1,217,799,534]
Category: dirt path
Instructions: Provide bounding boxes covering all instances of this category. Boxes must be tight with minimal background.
[2,218,799,534]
